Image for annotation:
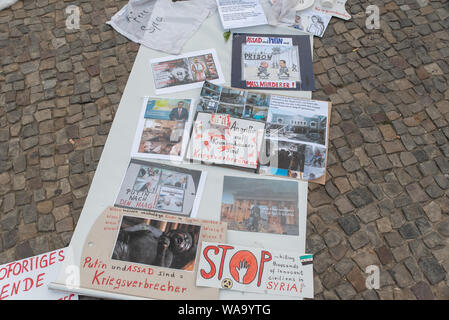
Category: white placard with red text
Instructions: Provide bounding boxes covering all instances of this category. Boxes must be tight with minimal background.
[0,247,78,300]
[196,242,313,298]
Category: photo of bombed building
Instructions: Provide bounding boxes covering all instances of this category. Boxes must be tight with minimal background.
[268,113,327,146]
[220,176,300,235]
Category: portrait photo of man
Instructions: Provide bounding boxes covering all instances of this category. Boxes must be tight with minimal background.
[169,101,189,121]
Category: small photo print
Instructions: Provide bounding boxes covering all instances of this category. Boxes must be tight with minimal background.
[266,113,327,146]
[242,45,301,82]
[138,119,185,156]
[303,145,326,180]
[155,186,185,213]
[151,50,223,94]
[216,103,245,118]
[112,215,201,271]
[160,170,188,189]
[219,87,247,105]
[264,139,307,173]
[132,166,162,193]
[197,97,219,113]
[243,92,270,121]
[144,98,191,121]
[220,176,300,235]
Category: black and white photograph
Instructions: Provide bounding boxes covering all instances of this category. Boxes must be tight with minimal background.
[112,215,201,271]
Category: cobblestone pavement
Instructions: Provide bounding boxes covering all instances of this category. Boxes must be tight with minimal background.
[1,0,449,300]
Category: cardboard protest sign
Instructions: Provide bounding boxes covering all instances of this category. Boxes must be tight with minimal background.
[196,242,313,298]
[50,207,227,300]
[0,248,77,300]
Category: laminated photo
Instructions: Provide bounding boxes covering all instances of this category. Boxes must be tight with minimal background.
[231,33,315,91]
[115,159,206,217]
[150,49,225,94]
[131,97,194,161]
[220,176,300,235]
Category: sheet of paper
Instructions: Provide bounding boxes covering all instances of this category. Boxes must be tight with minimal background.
[131,97,195,162]
[150,49,225,95]
[231,33,315,91]
[0,248,77,300]
[114,159,207,217]
[196,241,313,298]
[217,0,268,30]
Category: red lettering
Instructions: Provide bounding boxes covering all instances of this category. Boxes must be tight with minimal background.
[200,246,219,279]
[36,273,45,288]
[257,250,272,287]
[49,252,56,266]
[58,249,65,262]
[217,245,234,280]
[24,277,34,292]
[83,257,91,268]
[0,284,9,300]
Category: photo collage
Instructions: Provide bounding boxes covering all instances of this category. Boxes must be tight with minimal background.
[115,160,205,216]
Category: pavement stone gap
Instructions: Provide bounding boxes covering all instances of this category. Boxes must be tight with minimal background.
[0,0,449,300]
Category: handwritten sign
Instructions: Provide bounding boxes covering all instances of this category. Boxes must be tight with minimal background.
[0,248,77,300]
[196,242,313,298]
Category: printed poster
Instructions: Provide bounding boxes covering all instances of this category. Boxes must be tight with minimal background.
[115,159,206,217]
[231,33,315,91]
[220,176,300,235]
[258,95,331,182]
[196,242,314,298]
[150,49,225,94]
[216,0,268,30]
[0,248,77,300]
[131,97,195,161]
[53,207,227,300]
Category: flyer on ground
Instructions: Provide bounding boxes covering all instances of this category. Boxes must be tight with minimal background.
[196,241,314,298]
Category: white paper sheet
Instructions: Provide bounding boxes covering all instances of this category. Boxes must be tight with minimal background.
[216,0,268,30]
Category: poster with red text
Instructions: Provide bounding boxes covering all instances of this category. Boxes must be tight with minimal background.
[0,247,77,300]
[196,242,313,298]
